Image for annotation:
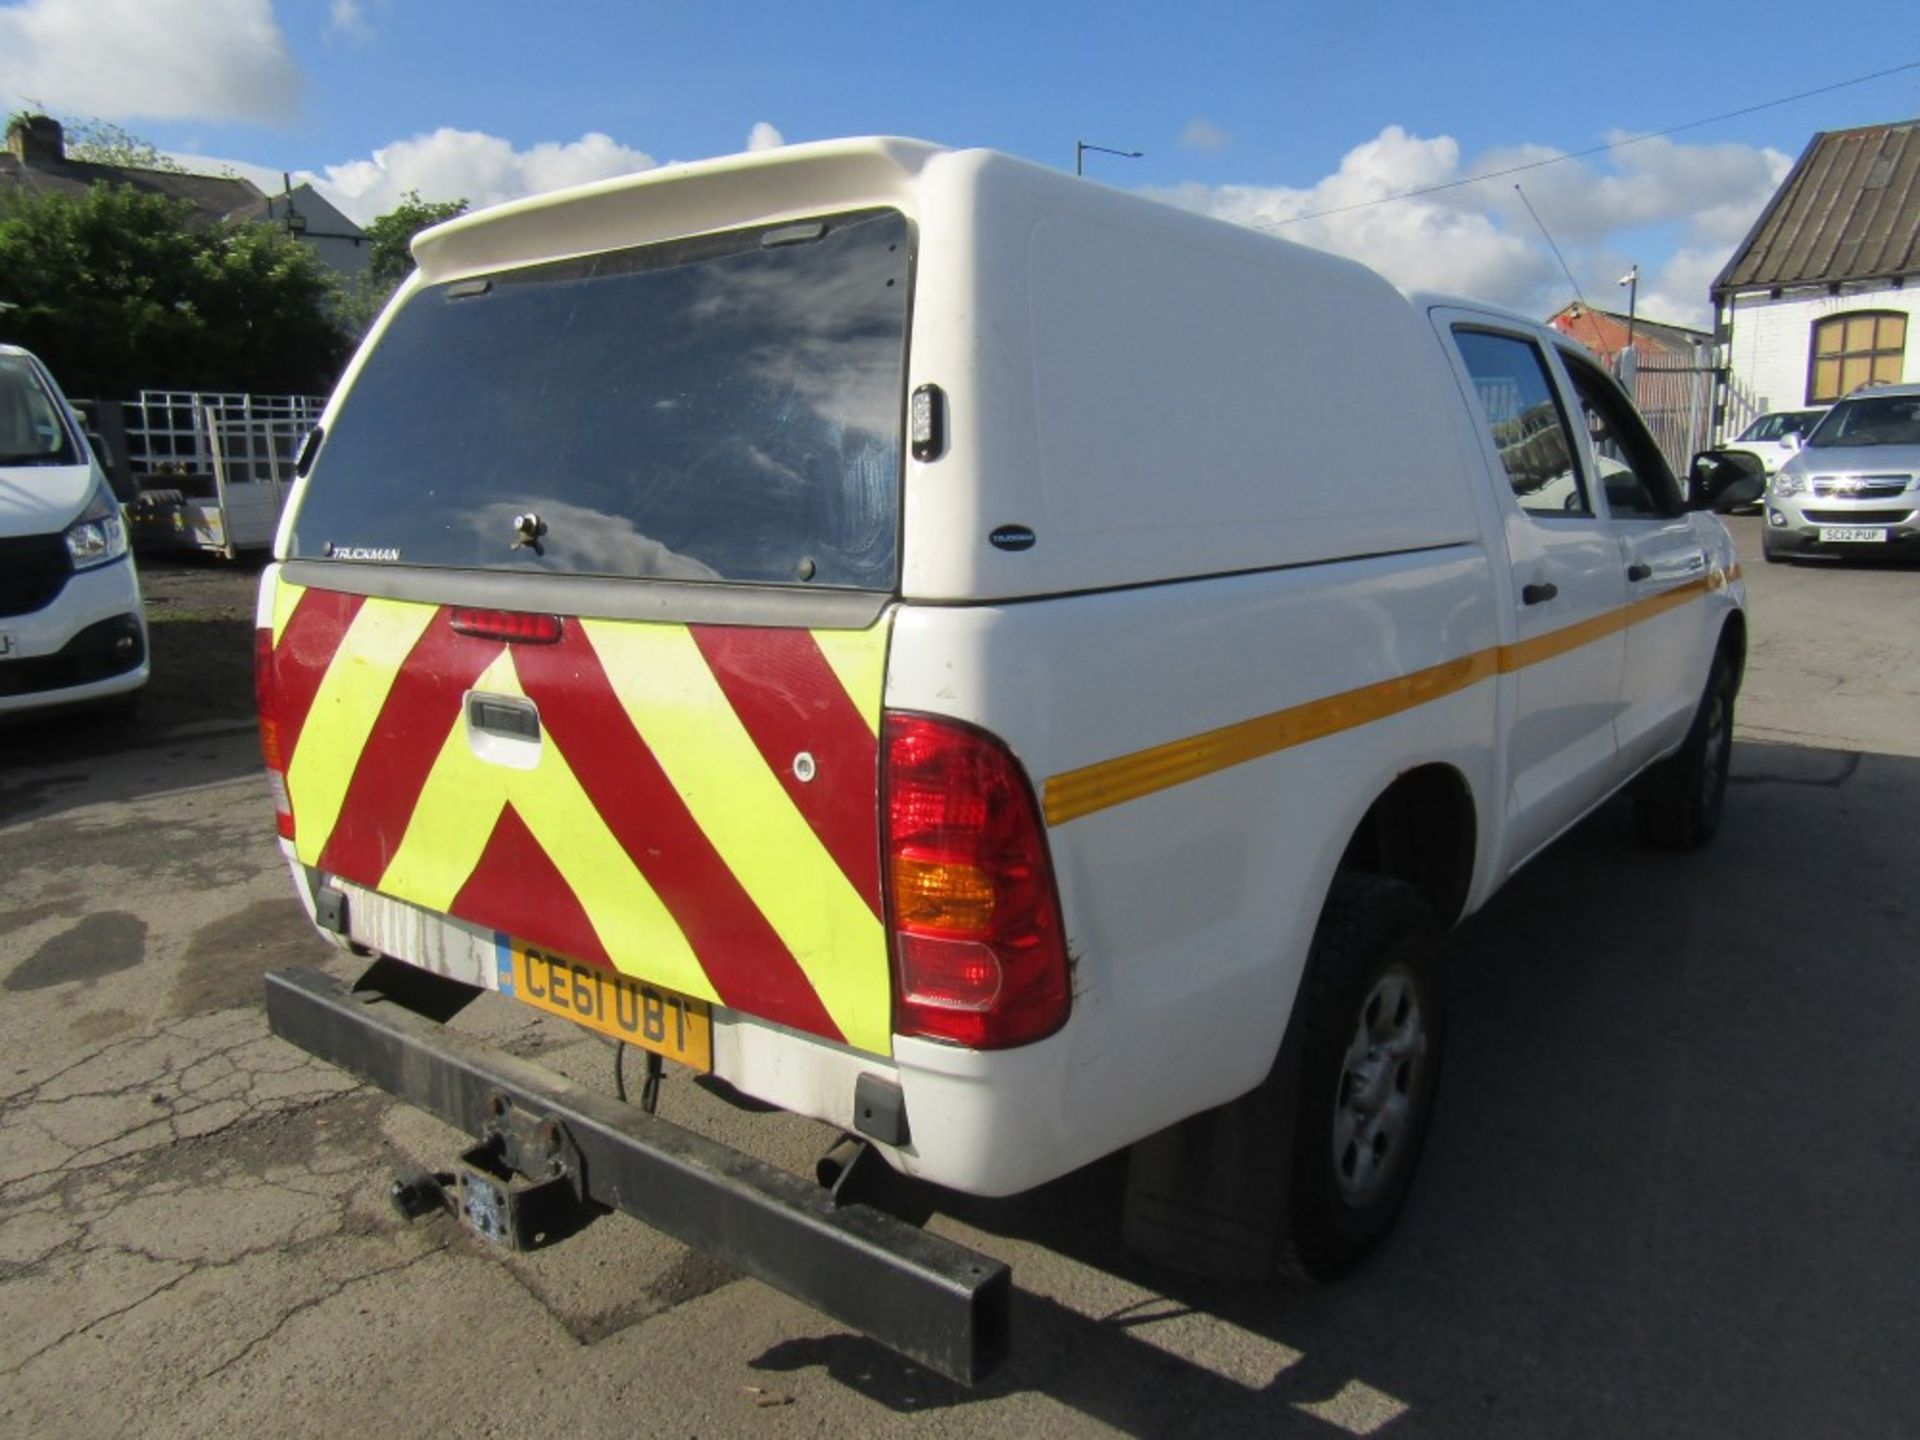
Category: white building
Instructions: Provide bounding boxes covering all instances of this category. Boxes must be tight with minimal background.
[1713,120,1916,428]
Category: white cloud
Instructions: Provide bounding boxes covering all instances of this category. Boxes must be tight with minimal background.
[1640,247,1735,331]
[1180,117,1232,156]
[0,0,300,123]
[1471,133,1792,248]
[746,122,785,152]
[316,127,658,222]
[1145,125,1788,328]
[326,0,373,45]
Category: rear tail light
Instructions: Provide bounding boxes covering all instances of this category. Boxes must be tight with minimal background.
[884,714,1070,1049]
[254,627,294,840]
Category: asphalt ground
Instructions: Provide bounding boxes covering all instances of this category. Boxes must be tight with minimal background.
[0,521,1914,1438]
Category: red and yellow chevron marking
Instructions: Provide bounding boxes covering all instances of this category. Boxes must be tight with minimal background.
[267,579,894,1056]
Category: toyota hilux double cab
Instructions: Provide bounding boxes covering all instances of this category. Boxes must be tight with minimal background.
[257,139,1745,1382]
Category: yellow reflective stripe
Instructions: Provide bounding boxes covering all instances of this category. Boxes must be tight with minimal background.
[584,620,889,1052]
[1045,569,1739,827]
[287,598,435,865]
[813,619,890,736]
[378,649,717,1005]
[1045,649,1499,827]
[269,577,305,645]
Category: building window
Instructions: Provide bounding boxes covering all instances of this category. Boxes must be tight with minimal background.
[1808,311,1906,403]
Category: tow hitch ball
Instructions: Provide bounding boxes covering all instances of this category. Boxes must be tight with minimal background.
[388,1091,592,1251]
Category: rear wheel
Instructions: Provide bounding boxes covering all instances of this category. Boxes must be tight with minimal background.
[1274,873,1446,1281]
[1120,872,1446,1283]
[1634,646,1736,851]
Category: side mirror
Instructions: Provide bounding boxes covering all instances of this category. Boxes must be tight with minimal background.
[1782,432,1803,451]
[1710,476,1764,512]
[1687,449,1766,512]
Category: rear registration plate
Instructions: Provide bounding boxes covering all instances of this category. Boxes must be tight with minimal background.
[503,940,712,1071]
[1818,526,1888,543]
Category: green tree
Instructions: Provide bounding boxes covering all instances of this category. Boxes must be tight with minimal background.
[331,189,469,338]
[0,184,348,397]
[365,189,468,289]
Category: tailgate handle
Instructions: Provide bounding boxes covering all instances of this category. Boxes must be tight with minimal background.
[468,695,541,742]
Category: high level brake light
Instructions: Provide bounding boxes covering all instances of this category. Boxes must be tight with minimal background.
[449,608,564,644]
[254,627,294,840]
[884,714,1071,1049]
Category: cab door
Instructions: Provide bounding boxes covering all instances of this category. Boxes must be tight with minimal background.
[1554,347,1719,776]
[1440,320,1627,867]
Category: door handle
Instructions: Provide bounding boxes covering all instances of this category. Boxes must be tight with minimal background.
[1521,582,1558,606]
[1626,562,1652,582]
[468,694,541,741]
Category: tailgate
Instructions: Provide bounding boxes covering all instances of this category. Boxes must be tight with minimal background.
[263,575,894,1056]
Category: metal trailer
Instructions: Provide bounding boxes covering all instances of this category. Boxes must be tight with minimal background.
[118,391,323,557]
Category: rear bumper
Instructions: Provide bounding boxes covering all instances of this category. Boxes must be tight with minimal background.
[264,963,1010,1385]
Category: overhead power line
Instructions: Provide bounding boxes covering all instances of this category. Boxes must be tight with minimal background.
[1260,58,1920,229]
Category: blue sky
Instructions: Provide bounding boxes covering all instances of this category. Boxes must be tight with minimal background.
[4,0,1917,326]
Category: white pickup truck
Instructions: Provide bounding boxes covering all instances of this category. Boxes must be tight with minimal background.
[258,138,1746,1382]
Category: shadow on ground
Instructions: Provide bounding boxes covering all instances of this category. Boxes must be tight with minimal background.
[750,739,1918,1437]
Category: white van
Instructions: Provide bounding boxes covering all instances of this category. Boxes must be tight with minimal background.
[0,345,148,717]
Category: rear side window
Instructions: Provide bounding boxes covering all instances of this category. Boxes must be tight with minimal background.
[1452,328,1588,517]
[291,208,911,589]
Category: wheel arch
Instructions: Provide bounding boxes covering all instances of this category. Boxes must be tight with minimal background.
[1719,607,1748,688]
[1335,763,1478,930]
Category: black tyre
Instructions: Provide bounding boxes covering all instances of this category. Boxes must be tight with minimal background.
[1272,872,1446,1282]
[1634,646,1737,851]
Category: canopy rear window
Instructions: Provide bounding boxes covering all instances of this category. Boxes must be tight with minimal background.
[291,208,911,589]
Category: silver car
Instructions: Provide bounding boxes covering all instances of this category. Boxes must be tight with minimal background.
[1763,383,1920,563]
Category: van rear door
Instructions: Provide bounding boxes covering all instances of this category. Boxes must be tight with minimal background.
[260,208,911,1058]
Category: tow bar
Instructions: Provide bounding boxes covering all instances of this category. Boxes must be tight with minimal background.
[265,964,1010,1385]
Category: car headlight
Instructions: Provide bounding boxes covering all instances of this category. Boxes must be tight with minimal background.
[1770,471,1805,499]
[64,486,129,569]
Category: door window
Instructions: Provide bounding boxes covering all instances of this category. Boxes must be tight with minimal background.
[1556,350,1682,518]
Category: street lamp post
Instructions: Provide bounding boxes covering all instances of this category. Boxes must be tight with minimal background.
[1618,265,1639,351]
[1075,140,1143,176]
